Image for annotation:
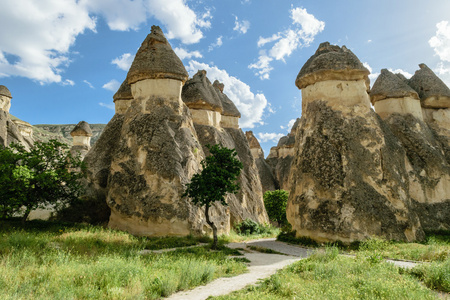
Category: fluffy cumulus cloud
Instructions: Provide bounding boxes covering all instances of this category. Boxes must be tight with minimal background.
[186,60,268,129]
[174,47,202,60]
[112,53,135,71]
[429,21,450,86]
[102,79,121,92]
[257,132,285,143]
[0,0,96,84]
[0,0,210,84]
[233,16,250,34]
[249,7,324,80]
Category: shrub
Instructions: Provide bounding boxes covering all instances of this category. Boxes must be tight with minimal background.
[234,219,273,236]
[263,190,288,226]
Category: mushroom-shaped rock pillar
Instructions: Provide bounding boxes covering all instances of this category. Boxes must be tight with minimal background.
[214,81,241,129]
[113,80,133,114]
[287,42,424,243]
[70,121,93,159]
[370,69,423,120]
[296,42,371,113]
[0,85,12,113]
[182,70,223,127]
[408,64,450,138]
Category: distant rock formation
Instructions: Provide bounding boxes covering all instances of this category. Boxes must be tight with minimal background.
[0,85,34,150]
[33,123,106,146]
[371,68,450,231]
[266,119,300,190]
[70,121,92,159]
[287,42,424,243]
[182,70,269,225]
[245,131,278,193]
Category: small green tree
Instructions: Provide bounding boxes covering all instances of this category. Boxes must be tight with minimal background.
[263,189,289,226]
[0,140,86,222]
[183,144,243,249]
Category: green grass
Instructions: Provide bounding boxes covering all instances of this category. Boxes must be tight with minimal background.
[212,247,438,300]
[0,220,247,299]
[407,258,450,293]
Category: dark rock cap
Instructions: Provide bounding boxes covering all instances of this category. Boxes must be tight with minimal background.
[126,26,189,85]
[408,63,450,103]
[182,70,223,112]
[70,121,93,137]
[295,42,370,89]
[245,131,261,149]
[370,69,419,104]
[0,85,12,98]
[213,82,241,118]
[113,79,133,102]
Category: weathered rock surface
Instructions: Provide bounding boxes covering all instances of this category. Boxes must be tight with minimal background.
[84,26,231,236]
[70,121,92,159]
[245,131,278,193]
[287,42,424,243]
[33,123,105,146]
[266,119,300,190]
[182,72,269,225]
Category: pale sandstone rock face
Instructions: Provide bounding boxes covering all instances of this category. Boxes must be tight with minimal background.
[265,119,299,190]
[287,42,424,243]
[245,131,278,193]
[0,85,12,113]
[114,80,133,114]
[84,26,229,236]
[214,80,241,129]
[371,69,423,121]
[182,72,269,225]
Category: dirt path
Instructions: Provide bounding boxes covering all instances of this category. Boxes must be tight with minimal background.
[166,238,312,300]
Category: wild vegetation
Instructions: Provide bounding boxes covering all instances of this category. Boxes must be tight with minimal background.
[0,220,247,299]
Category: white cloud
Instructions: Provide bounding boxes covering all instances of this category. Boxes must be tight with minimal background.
[62,79,75,86]
[208,36,223,52]
[99,102,115,110]
[429,21,450,62]
[429,21,450,87]
[174,47,202,60]
[257,132,285,143]
[102,79,120,92]
[286,119,296,132]
[186,60,268,129]
[233,16,250,34]
[0,0,96,84]
[83,80,94,89]
[0,0,210,84]
[112,53,134,71]
[249,6,324,80]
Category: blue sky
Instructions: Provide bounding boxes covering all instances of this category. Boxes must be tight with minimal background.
[1,0,449,155]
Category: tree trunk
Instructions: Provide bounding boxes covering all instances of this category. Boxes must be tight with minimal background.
[22,207,31,225]
[204,204,218,249]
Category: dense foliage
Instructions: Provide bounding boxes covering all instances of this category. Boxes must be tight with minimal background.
[263,189,289,226]
[183,144,243,249]
[0,140,85,222]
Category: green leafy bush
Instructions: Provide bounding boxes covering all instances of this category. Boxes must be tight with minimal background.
[234,219,275,236]
[263,189,288,226]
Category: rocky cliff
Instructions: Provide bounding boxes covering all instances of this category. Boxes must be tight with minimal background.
[33,123,106,146]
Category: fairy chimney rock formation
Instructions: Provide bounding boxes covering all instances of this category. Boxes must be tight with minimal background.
[408,64,450,139]
[245,131,278,193]
[370,69,423,120]
[85,26,232,236]
[113,80,133,114]
[0,85,12,113]
[296,42,371,113]
[70,121,92,158]
[287,42,424,243]
[182,70,223,127]
[182,71,269,225]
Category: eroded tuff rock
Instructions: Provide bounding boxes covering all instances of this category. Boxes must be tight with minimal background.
[70,121,92,159]
[84,26,230,236]
[182,72,269,225]
[287,42,424,243]
[371,69,450,231]
[266,119,299,190]
[245,131,278,193]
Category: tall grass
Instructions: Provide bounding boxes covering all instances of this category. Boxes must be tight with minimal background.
[213,247,437,300]
[0,220,247,299]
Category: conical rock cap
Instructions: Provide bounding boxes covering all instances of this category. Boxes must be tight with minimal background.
[113,79,133,102]
[370,69,419,104]
[70,121,93,137]
[182,70,223,112]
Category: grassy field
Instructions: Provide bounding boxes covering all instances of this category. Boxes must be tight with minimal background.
[0,220,247,299]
